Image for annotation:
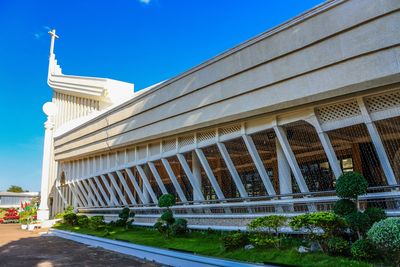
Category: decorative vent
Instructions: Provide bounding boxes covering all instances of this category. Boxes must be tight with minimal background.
[197,130,216,144]
[149,143,160,157]
[162,139,176,153]
[219,124,241,137]
[178,135,195,148]
[365,90,400,113]
[316,100,361,124]
[137,145,147,160]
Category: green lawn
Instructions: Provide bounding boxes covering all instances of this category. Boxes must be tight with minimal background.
[54,224,373,267]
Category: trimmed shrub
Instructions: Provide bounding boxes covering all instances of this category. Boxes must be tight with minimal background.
[333,199,357,216]
[249,233,280,248]
[345,212,370,237]
[221,231,248,251]
[114,208,135,229]
[161,209,175,224]
[290,212,345,252]
[63,213,78,226]
[364,207,386,225]
[77,215,89,227]
[367,217,400,262]
[248,215,287,236]
[326,237,350,256]
[335,172,368,200]
[89,216,105,230]
[171,218,188,236]
[290,212,345,238]
[154,220,168,235]
[351,238,376,260]
[158,194,176,208]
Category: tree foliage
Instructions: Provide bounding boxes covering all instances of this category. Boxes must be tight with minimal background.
[7,185,24,193]
[335,172,368,200]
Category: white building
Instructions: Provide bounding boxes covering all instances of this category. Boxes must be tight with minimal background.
[38,0,400,228]
[0,192,39,209]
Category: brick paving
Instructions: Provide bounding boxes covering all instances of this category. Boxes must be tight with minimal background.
[0,224,161,267]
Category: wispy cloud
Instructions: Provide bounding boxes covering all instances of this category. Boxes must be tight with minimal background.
[139,0,151,4]
[33,25,52,40]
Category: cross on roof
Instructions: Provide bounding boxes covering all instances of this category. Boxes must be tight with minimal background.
[48,29,59,56]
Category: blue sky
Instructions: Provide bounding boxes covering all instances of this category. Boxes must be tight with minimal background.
[0,0,323,192]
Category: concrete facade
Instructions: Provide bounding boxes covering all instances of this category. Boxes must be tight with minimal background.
[40,0,400,228]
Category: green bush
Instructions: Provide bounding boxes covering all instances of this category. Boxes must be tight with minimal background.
[114,208,135,229]
[290,212,345,252]
[351,238,376,260]
[171,218,188,236]
[333,199,357,216]
[161,209,175,224]
[345,212,370,237]
[249,233,279,248]
[367,217,400,261]
[335,172,368,200]
[326,237,350,256]
[63,213,78,226]
[221,231,248,251]
[154,220,168,235]
[77,215,89,227]
[290,212,344,238]
[89,216,105,230]
[364,207,386,224]
[158,194,176,208]
[55,205,74,219]
[248,215,287,235]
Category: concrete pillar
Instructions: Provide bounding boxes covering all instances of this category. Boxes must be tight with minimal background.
[192,151,203,201]
[38,102,57,221]
[276,139,292,195]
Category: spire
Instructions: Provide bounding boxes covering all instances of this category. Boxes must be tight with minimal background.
[48,29,59,57]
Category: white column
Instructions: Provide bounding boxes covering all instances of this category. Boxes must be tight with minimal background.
[177,153,205,201]
[358,98,397,186]
[276,139,292,195]
[194,149,225,200]
[216,142,248,198]
[307,115,342,179]
[242,135,276,195]
[147,162,168,195]
[161,158,188,202]
[273,126,309,193]
[38,102,57,221]
[136,165,158,204]
[192,150,206,200]
[125,168,147,204]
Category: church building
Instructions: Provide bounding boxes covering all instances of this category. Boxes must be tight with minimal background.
[38,0,400,229]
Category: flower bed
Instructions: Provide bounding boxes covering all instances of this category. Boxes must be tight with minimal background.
[0,208,19,224]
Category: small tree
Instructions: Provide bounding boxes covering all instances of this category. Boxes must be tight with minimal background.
[114,207,135,229]
[154,194,187,237]
[248,215,287,248]
[7,185,24,193]
[335,172,368,209]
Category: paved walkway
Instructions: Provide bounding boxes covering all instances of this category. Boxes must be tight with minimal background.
[0,224,161,267]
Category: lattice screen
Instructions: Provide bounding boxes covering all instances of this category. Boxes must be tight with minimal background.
[219,124,241,137]
[365,90,400,113]
[316,100,361,123]
[197,130,216,144]
[162,139,176,153]
[178,134,195,148]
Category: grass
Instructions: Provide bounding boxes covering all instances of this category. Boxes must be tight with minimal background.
[54,224,373,267]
